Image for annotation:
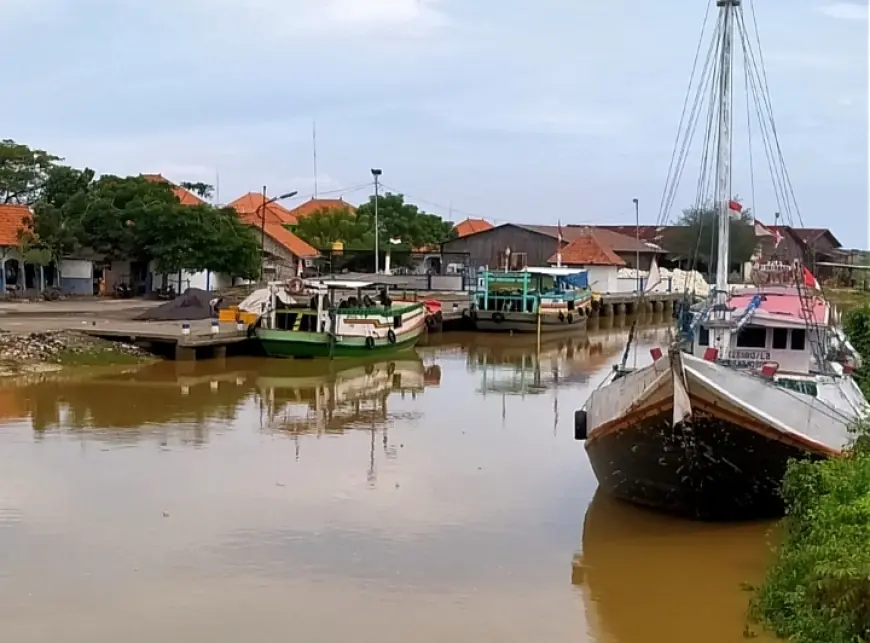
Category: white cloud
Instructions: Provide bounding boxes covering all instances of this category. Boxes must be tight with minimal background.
[184,0,448,38]
[818,2,869,20]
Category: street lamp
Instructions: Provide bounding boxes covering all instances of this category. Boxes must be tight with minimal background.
[259,185,299,282]
[371,169,382,274]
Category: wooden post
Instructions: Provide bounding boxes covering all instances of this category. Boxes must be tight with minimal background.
[536,308,542,355]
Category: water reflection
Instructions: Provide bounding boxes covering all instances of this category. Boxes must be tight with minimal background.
[0,319,774,643]
[573,491,776,643]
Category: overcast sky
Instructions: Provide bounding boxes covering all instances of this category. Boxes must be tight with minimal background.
[2,0,867,245]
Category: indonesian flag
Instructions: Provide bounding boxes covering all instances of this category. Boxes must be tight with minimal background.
[803,266,820,290]
[756,221,783,248]
[728,200,743,217]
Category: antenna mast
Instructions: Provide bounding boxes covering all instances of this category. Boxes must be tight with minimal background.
[313,120,319,198]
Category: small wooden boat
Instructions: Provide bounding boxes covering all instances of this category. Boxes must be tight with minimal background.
[254,279,426,359]
[472,267,592,333]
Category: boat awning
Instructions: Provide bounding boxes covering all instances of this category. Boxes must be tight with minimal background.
[306,279,376,290]
[522,267,588,277]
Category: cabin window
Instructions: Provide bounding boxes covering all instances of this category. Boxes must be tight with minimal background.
[393,315,403,329]
[772,328,789,350]
[277,312,297,331]
[299,314,317,332]
[791,328,806,351]
[698,326,710,346]
[736,326,767,349]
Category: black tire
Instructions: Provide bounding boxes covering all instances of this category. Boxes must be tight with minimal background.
[387,329,397,344]
[567,313,574,324]
[493,312,505,324]
[426,315,436,329]
[558,311,565,322]
[365,336,375,349]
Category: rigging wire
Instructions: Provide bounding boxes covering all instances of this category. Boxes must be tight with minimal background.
[657,0,714,225]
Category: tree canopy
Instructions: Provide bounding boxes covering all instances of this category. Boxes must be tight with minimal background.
[0,139,61,204]
[179,181,214,200]
[667,202,758,273]
[294,192,455,252]
[7,140,260,280]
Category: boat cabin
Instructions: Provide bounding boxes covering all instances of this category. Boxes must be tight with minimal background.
[692,286,828,375]
[475,267,590,314]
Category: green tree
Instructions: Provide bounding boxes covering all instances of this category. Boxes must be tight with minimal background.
[355,192,455,250]
[196,206,261,280]
[294,206,374,250]
[667,202,758,273]
[179,181,214,200]
[0,140,61,204]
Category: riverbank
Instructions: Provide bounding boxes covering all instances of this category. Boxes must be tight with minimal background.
[0,330,155,376]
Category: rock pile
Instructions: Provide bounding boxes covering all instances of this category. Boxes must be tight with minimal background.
[0,330,149,365]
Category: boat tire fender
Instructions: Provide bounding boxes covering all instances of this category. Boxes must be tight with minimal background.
[365,336,376,349]
[558,311,565,322]
[434,311,443,323]
[387,329,397,344]
[493,312,505,324]
[567,313,574,324]
[574,409,588,441]
[426,315,436,329]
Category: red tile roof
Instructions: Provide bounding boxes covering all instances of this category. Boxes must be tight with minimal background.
[454,218,493,237]
[522,225,663,254]
[239,212,318,259]
[286,198,355,220]
[0,204,31,246]
[141,174,206,206]
[229,192,299,225]
[547,228,626,266]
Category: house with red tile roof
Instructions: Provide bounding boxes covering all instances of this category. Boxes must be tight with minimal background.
[228,192,319,281]
[545,227,627,293]
[286,197,356,222]
[454,218,493,237]
[141,174,207,207]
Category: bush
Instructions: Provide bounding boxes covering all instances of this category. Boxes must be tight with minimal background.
[751,423,870,643]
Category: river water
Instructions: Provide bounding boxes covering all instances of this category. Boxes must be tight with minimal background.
[0,319,776,642]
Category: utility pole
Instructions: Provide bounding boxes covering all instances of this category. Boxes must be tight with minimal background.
[260,185,267,283]
[371,168,382,274]
[633,198,640,292]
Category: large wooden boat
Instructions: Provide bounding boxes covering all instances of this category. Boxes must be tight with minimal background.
[254,279,427,359]
[574,0,869,520]
[472,267,593,333]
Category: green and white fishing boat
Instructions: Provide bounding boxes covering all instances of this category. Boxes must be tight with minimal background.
[254,279,427,359]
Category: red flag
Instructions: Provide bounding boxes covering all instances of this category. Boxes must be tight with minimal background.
[773,227,783,248]
[728,200,742,214]
[803,266,820,290]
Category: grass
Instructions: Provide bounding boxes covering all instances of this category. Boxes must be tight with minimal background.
[54,347,155,367]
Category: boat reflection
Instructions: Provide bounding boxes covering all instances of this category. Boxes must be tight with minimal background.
[258,356,437,436]
[572,490,775,643]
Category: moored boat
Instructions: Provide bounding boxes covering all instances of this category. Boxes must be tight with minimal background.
[574,0,869,521]
[472,267,592,333]
[254,279,427,359]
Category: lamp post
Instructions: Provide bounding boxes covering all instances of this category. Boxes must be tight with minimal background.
[371,169,382,274]
[633,198,640,292]
[259,186,299,282]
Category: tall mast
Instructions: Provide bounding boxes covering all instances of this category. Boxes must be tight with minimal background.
[714,0,738,349]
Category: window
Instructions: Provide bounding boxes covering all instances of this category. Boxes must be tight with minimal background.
[736,326,767,348]
[791,328,806,351]
[772,328,789,350]
[698,326,710,347]
[510,253,528,270]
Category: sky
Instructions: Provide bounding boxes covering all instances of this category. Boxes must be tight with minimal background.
[1,0,867,245]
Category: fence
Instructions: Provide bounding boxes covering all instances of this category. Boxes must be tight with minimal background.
[310,250,474,291]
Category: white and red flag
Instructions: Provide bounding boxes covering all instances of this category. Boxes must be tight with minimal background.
[803,266,821,290]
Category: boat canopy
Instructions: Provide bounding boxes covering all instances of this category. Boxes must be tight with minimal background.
[305,279,376,290]
[522,267,588,277]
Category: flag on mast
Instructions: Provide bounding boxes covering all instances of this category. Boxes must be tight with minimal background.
[803,266,821,290]
[556,220,563,267]
[728,200,743,218]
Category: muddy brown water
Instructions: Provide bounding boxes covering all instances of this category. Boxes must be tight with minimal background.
[0,320,776,642]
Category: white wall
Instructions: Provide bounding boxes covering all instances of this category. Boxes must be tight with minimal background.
[59,259,93,279]
[585,266,618,293]
[149,264,234,293]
